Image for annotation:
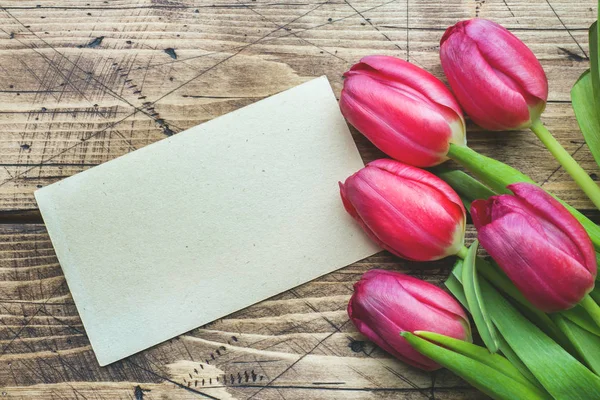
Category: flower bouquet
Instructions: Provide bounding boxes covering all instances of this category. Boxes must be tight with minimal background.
[339,8,600,400]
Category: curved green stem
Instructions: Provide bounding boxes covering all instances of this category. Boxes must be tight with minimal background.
[530,119,600,210]
[445,144,600,252]
[446,144,534,194]
[456,245,469,259]
[580,295,600,328]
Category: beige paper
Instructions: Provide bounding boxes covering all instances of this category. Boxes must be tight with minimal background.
[35,76,379,366]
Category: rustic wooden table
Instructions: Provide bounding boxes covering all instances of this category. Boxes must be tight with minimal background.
[0,0,597,398]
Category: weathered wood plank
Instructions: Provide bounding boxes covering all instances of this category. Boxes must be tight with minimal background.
[0,0,597,398]
[0,224,482,399]
[0,0,597,213]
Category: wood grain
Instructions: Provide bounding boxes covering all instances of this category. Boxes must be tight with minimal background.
[0,0,597,398]
[0,224,484,399]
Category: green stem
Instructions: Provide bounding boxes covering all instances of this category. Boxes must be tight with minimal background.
[456,245,469,259]
[446,144,534,194]
[580,295,600,328]
[433,167,496,200]
[530,119,600,210]
[445,144,600,252]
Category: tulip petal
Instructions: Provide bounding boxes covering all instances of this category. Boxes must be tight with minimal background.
[348,271,450,370]
[508,183,597,277]
[471,199,493,230]
[339,181,387,250]
[340,74,453,166]
[359,271,469,340]
[348,269,471,371]
[348,298,423,363]
[478,212,594,312]
[464,19,548,104]
[388,270,468,321]
[351,297,440,370]
[348,55,465,131]
[347,163,464,260]
[369,159,466,223]
[441,26,531,130]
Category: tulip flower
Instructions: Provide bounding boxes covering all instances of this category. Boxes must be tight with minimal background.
[348,269,472,371]
[440,19,547,131]
[440,18,600,211]
[471,182,597,313]
[339,55,466,167]
[339,159,466,261]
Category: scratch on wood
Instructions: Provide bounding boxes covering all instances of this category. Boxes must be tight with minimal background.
[545,0,589,58]
[475,0,485,17]
[80,36,104,48]
[164,48,178,59]
[133,385,150,400]
[558,47,586,61]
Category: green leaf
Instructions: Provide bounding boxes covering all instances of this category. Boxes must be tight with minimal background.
[401,332,552,400]
[415,331,543,391]
[462,240,499,353]
[561,304,600,337]
[496,334,542,389]
[434,168,496,211]
[553,314,600,375]
[591,285,600,303]
[446,271,544,390]
[590,21,599,104]
[433,167,496,200]
[480,278,600,399]
[450,259,575,357]
[572,70,600,168]
[446,261,468,307]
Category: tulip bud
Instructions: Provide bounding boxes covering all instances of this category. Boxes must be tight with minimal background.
[440,19,548,131]
[339,55,466,167]
[339,159,466,261]
[348,269,472,371]
[471,183,597,313]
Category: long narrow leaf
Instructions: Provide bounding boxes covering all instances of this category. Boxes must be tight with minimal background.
[462,241,499,353]
[553,314,600,375]
[415,331,541,390]
[433,167,496,200]
[591,285,600,303]
[561,304,600,337]
[496,334,542,389]
[480,277,600,399]
[591,20,599,103]
[401,332,552,400]
[446,272,543,389]
[452,259,571,350]
[572,69,600,167]
[446,261,468,306]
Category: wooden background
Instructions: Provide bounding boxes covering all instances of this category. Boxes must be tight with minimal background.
[0,0,597,398]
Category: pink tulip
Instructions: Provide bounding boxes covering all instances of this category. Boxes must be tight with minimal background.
[348,269,472,371]
[339,159,466,261]
[339,55,466,167]
[440,19,548,131]
[471,183,597,313]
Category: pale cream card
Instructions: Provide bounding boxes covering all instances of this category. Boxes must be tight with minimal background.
[35,76,379,366]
